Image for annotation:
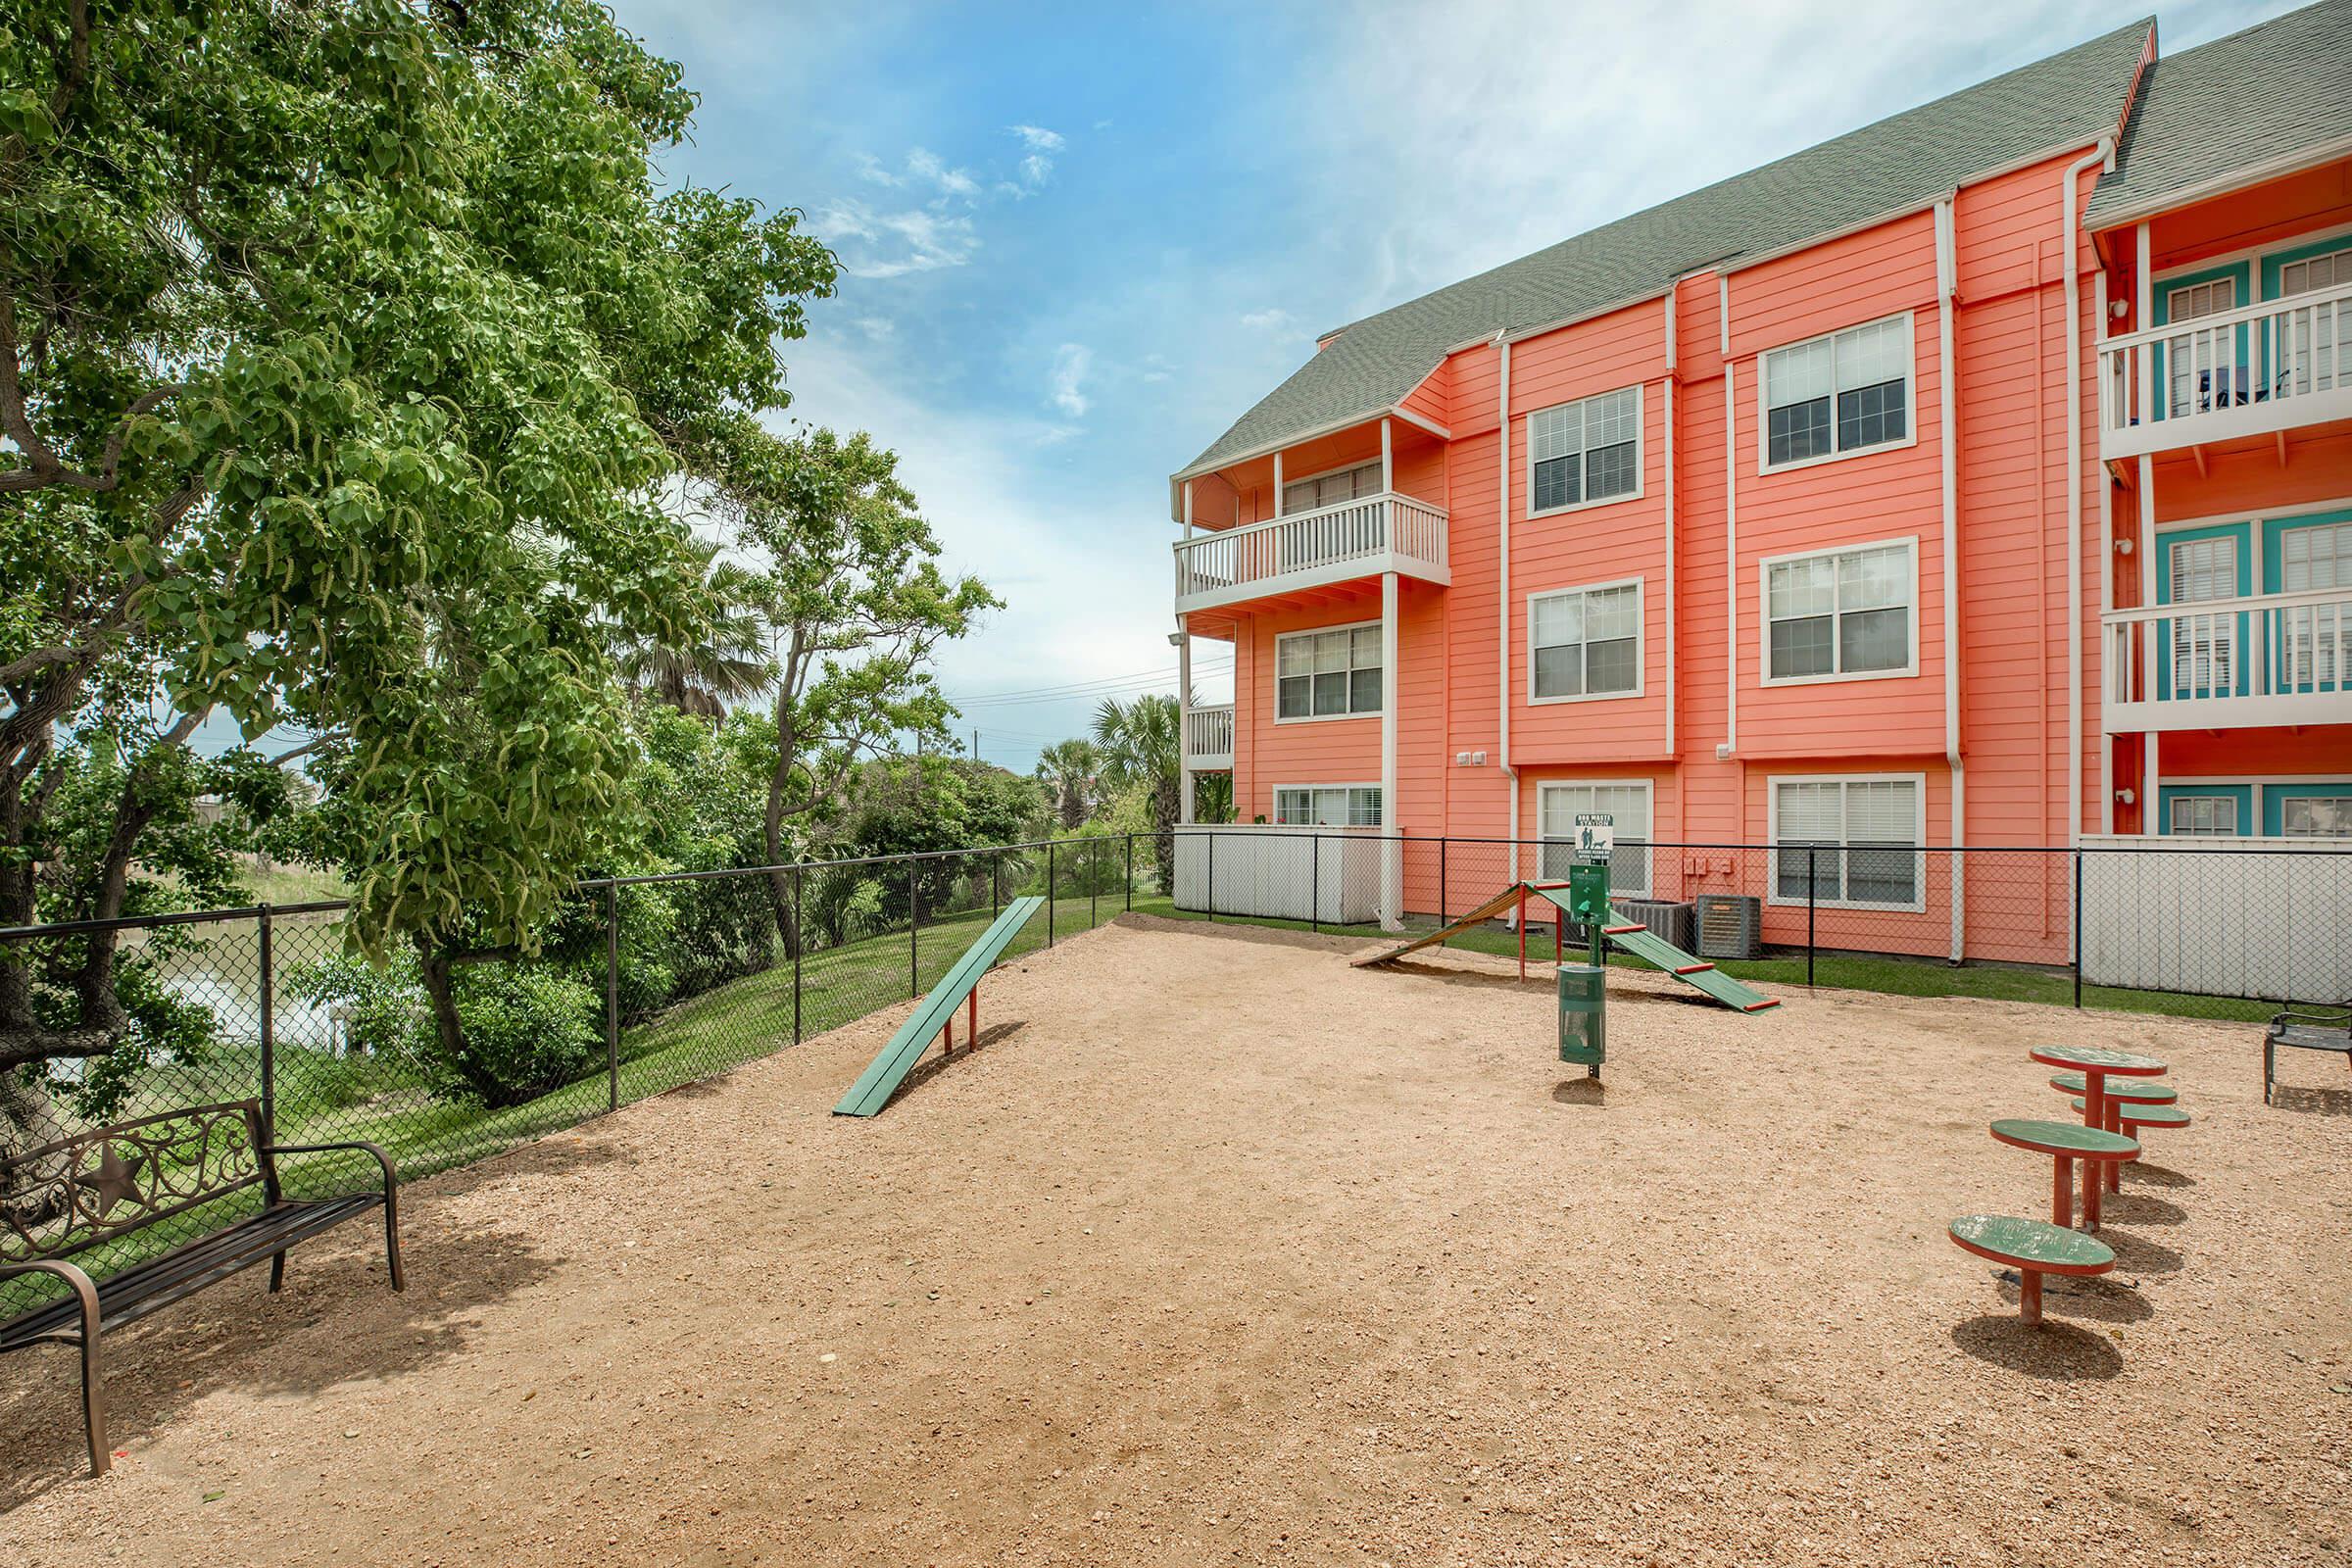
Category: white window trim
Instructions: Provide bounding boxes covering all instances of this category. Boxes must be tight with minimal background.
[1270,781,1384,828]
[1766,771,1929,913]
[1755,310,1919,476]
[1526,576,1645,706]
[1756,534,1922,687]
[2165,792,2240,837]
[1535,779,1654,897]
[1272,616,1383,726]
[1524,381,1645,519]
[2162,776,2352,841]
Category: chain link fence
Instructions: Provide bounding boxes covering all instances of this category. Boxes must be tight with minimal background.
[6,829,2344,1313]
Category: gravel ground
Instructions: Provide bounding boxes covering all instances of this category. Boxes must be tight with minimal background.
[3,914,2348,1566]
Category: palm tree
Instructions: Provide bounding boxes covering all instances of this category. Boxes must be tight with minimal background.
[1034,738,1101,831]
[611,539,775,718]
[1092,693,1182,892]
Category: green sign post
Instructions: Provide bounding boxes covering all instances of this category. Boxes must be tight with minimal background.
[1557,813,1612,1077]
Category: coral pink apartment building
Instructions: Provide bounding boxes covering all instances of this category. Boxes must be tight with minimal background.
[1165,4,2352,960]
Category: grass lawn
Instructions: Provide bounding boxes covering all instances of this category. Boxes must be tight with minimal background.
[1122,895,2277,1023]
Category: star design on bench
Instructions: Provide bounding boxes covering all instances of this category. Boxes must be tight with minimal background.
[75,1144,146,1218]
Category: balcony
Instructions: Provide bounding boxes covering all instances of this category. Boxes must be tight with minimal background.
[1184,704,1234,770]
[2097,277,2352,461]
[2101,587,2352,732]
[1173,492,1448,615]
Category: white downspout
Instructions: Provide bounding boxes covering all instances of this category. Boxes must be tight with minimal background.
[1663,293,1678,760]
[2062,136,2115,851]
[1496,335,1517,883]
[1720,275,1738,761]
[2095,270,2114,836]
[1936,197,1964,962]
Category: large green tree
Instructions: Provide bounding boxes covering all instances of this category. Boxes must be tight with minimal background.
[0,1,834,1094]
[699,424,998,945]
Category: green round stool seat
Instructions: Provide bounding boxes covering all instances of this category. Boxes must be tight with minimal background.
[2049,1071,2176,1103]
[2074,1098,2190,1130]
[1989,1117,2139,1158]
[1949,1214,2116,1274]
[2031,1044,2168,1074]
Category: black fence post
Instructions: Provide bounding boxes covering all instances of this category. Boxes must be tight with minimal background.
[1090,838,1099,928]
[1439,836,1448,933]
[1805,846,1817,990]
[1310,833,1320,934]
[792,865,804,1046]
[908,860,920,999]
[1048,841,1056,947]
[2072,849,2084,1008]
[605,884,619,1112]
[1125,833,1133,912]
[257,904,276,1143]
[1206,830,1216,923]
[992,854,1001,918]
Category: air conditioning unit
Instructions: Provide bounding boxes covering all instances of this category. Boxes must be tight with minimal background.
[1614,898,1695,953]
[1693,894,1762,960]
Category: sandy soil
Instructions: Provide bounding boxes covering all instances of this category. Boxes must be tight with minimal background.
[3,914,2348,1566]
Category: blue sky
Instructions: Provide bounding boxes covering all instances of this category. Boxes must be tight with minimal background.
[194,0,2297,772]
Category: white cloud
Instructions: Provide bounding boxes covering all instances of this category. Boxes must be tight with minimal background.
[1003,123,1066,195]
[1240,307,1298,334]
[848,315,896,341]
[810,199,979,278]
[1049,343,1093,417]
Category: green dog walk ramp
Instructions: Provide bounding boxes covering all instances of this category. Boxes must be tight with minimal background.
[833,896,1046,1117]
[1355,883,1778,1014]
[1530,886,1780,1013]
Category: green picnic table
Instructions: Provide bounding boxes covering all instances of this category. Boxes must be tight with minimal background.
[2028,1047,2166,1226]
[1988,1117,2139,1233]
[1948,1214,2117,1326]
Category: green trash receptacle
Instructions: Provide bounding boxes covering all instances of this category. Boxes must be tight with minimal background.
[1557,961,1605,1076]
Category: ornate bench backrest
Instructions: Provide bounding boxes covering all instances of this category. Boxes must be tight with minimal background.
[0,1101,270,1265]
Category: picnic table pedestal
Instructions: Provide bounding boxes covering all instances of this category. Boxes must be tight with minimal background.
[1989,1118,2140,1234]
[2028,1048,2166,1225]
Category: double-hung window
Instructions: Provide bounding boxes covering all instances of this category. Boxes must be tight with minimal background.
[1530,580,1642,701]
[2281,520,2352,689]
[1773,777,1923,909]
[1761,314,1911,469]
[1276,622,1382,720]
[2167,793,2239,837]
[1527,385,1642,514]
[1537,782,1651,895]
[1283,460,1383,515]
[2278,246,2351,400]
[1763,539,1914,682]
[2279,793,2352,838]
[2164,278,2238,414]
[1273,785,1383,827]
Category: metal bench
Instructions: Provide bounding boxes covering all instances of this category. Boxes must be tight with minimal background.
[2266,1004,2351,1105]
[0,1100,402,1475]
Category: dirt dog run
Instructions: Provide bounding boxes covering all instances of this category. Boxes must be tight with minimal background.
[3,913,2347,1565]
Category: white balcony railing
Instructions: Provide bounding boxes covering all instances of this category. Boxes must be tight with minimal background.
[2102,586,2352,732]
[1183,704,1234,769]
[2098,277,2352,460]
[1173,492,1449,613]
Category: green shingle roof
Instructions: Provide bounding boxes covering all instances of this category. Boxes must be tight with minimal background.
[1178,17,2155,481]
[2088,0,2352,228]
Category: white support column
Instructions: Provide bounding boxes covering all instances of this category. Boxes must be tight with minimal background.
[2134,225,2157,834]
[1272,453,1283,517]
[1381,416,1394,492]
[1177,623,1195,825]
[1381,568,1401,932]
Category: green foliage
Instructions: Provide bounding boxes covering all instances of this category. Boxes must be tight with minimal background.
[1093,695,1184,892]
[291,952,599,1110]
[1034,738,1101,831]
[2,0,838,1035]
[821,754,1048,922]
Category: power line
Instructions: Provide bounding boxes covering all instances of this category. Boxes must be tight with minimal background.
[943,660,1232,707]
[949,669,1232,710]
